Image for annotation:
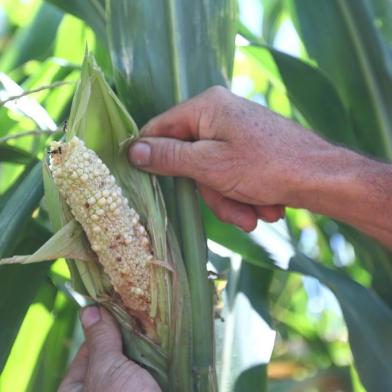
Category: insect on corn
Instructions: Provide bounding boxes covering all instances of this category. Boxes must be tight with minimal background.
[49,136,156,338]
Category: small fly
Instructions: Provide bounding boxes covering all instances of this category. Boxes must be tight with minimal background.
[48,146,62,155]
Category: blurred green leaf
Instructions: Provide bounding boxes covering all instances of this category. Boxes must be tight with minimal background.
[0,3,63,72]
[0,145,36,165]
[0,219,51,373]
[0,281,56,391]
[45,0,107,45]
[27,291,78,392]
[291,0,392,159]
[107,0,237,126]
[54,14,96,65]
[204,202,392,391]
[261,0,286,44]
[242,45,357,146]
[203,203,274,270]
[291,253,392,392]
[0,72,57,130]
[218,260,273,392]
[370,0,392,46]
[0,162,43,256]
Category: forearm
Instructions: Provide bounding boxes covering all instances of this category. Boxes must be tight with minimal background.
[290,145,392,248]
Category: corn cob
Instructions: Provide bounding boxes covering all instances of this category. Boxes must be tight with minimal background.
[49,136,155,337]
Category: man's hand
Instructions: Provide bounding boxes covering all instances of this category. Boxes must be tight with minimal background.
[129,86,392,247]
[128,86,329,231]
[59,306,161,392]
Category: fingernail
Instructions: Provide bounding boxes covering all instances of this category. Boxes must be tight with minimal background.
[129,142,151,166]
[81,306,101,328]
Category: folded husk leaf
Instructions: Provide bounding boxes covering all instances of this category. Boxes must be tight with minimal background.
[0,219,95,265]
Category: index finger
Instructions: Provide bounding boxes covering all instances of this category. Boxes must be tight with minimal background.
[141,96,201,141]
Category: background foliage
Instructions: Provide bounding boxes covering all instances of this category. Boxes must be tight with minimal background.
[0,0,391,391]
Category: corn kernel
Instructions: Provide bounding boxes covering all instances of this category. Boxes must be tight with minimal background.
[48,137,154,330]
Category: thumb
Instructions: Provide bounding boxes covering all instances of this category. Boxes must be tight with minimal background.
[128,137,205,179]
[80,306,123,359]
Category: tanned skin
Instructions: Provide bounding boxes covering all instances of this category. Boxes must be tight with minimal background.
[129,86,392,249]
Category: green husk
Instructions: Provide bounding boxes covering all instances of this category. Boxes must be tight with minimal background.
[1,53,194,391]
[56,53,194,391]
[0,220,95,265]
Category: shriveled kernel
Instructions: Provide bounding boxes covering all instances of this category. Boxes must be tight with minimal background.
[131,287,144,295]
[48,136,155,338]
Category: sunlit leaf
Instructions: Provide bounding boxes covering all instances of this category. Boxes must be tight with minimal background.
[45,0,106,45]
[291,0,392,159]
[0,283,56,391]
[0,3,63,73]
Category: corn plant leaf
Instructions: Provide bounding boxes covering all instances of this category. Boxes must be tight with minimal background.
[0,221,52,372]
[203,203,274,270]
[218,261,274,392]
[0,145,36,165]
[0,162,43,257]
[290,254,392,392]
[0,219,96,266]
[106,0,237,126]
[204,205,392,392]
[0,72,57,131]
[261,0,286,45]
[0,162,49,372]
[45,0,107,45]
[26,290,79,392]
[0,3,63,73]
[241,45,357,147]
[370,0,392,45]
[291,0,392,159]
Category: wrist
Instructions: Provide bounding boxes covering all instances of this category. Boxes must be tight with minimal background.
[287,144,365,214]
[288,144,392,230]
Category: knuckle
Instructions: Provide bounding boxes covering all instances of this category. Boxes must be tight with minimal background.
[88,325,109,345]
[158,142,186,173]
[107,357,131,378]
[206,85,228,99]
[214,205,232,224]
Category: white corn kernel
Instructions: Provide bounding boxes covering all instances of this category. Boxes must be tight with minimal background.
[49,137,154,331]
